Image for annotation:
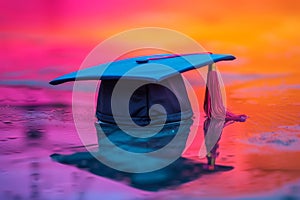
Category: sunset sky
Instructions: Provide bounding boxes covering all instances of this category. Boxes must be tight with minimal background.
[1,0,299,76]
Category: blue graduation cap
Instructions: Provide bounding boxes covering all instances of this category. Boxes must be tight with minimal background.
[50,53,235,126]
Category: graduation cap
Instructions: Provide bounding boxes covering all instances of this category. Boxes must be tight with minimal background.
[50,52,235,126]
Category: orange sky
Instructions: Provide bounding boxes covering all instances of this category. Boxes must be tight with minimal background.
[1,0,299,74]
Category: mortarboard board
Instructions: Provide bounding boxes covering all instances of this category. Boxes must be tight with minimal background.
[49,53,235,85]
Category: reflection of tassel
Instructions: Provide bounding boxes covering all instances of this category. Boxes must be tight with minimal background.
[203,63,247,162]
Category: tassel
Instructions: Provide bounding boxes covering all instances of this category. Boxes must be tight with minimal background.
[202,63,247,166]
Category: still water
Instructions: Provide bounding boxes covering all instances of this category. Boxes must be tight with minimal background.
[1,70,299,199]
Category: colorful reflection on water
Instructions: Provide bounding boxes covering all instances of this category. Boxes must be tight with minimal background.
[1,0,300,199]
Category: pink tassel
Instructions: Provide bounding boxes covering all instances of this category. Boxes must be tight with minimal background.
[203,67,247,159]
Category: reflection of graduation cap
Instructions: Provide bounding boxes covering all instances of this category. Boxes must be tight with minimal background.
[50,53,235,126]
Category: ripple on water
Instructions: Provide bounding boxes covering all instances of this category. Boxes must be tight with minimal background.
[247,125,300,151]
